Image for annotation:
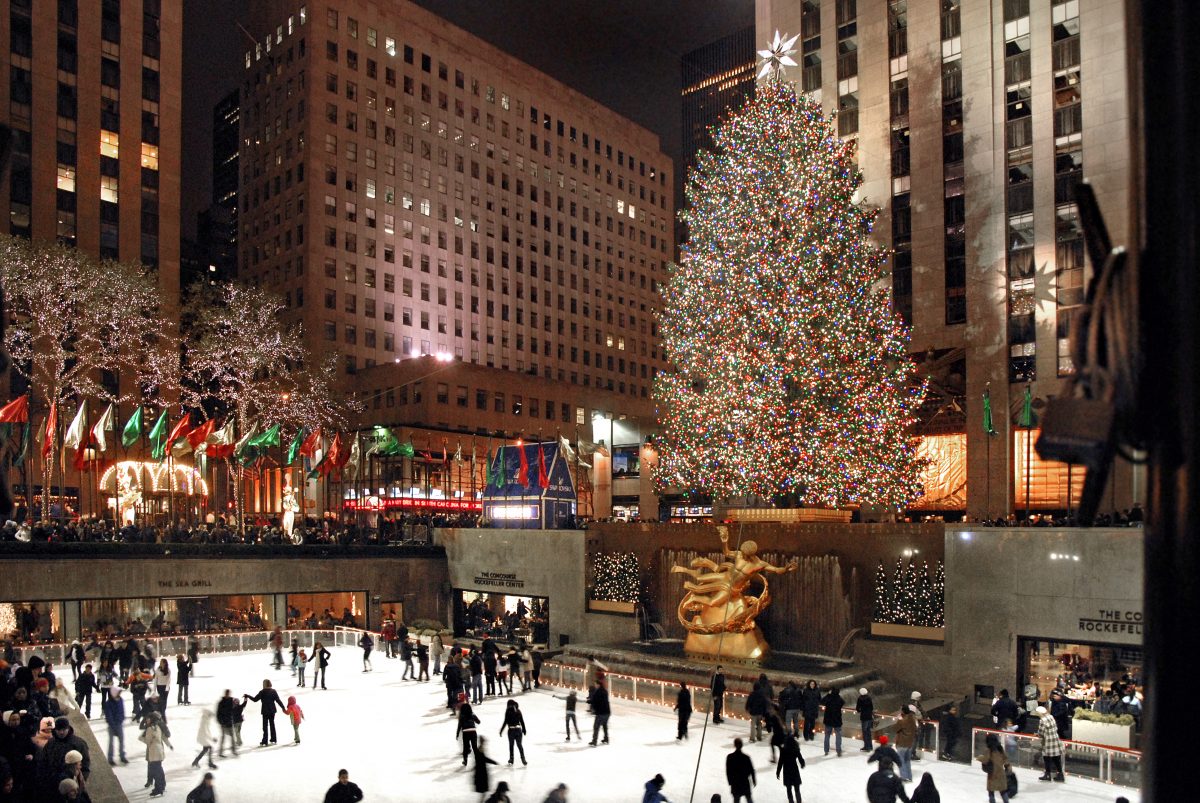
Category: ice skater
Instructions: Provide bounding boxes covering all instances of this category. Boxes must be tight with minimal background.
[297,650,308,687]
[244,679,284,746]
[485,780,512,803]
[674,681,692,740]
[711,666,727,724]
[469,648,485,704]
[472,736,499,802]
[821,686,844,757]
[775,733,806,803]
[725,739,756,803]
[216,690,238,757]
[401,638,415,680]
[642,773,669,803]
[323,769,364,803]
[498,699,527,765]
[359,631,374,672]
[186,772,216,803]
[308,642,331,689]
[176,654,191,705]
[587,680,611,746]
[457,701,481,766]
[270,628,284,671]
[417,640,431,681]
[285,695,304,744]
[431,632,445,675]
[102,685,128,765]
[553,689,582,741]
[289,638,300,675]
[139,710,172,798]
[191,707,218,770]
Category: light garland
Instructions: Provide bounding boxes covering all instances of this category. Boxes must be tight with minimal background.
[590,551,641,603]
[872,558,945,627]
[653,79,927,506]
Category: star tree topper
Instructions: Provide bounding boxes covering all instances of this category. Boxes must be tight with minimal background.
[757,30,800,80]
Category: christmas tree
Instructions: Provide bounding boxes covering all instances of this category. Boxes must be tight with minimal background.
[654,43,925,507]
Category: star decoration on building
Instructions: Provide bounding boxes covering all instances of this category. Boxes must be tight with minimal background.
[757,30,800,80]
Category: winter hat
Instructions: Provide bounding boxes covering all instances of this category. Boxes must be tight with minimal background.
[65,750,83,765]
[495,782,510,793]
[910,691,922,700]
[39,717,55,732]
[55,716,71,730]
[879,735,889,745]
[28,656,45,670]
[58,779,78,795]
[1036,705,1048,715]
[859,688,869,696]
[34,678,49,692]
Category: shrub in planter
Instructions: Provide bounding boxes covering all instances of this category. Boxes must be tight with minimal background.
[1073,708,1135,727]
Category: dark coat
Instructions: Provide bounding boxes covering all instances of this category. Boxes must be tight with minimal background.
[745,686,768,716]
[216,697,236,728]
[499,708,526,735]
[675,687,692,714]
[323,780,365,803]
[801,687,822,718]
[102,694,126,729]
[309,647,330,668]
[726,748,756,795]
[991,696,1020,725]
[866,768,911,803]
[37,727,90,792]
[711,672,726,697]
[186,781,217,803]
[776,737,806,786]
[856,694,875,721]
[588,685,611,716]
[247,687,284,715]
[821,691,844,726]
[868,745,902,766]
[472,742,497,793]
[910,774,941,803]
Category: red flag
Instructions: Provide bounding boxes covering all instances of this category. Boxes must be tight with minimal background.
[320,433,343,475]
[42,402,58,459]
[300,427,322,457]
[517,442,529,485]
[333,433,352,470]
[442,438,449,468]
[186,418,216,449]
[537,443,549,489]
[0,394,29,423]
[166,413,193,449]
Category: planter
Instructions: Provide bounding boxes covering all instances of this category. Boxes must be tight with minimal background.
[588,599,637,614]
[1071,718,1135,749]
[870,622,946,642]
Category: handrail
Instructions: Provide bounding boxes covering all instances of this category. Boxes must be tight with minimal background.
[970,725,1141,789]
[971,724,1143,757]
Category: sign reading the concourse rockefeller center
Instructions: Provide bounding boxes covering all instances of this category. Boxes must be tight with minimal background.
[1078,608,1143,636]
[472,571,525,590]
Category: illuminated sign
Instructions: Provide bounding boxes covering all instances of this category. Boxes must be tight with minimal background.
[342,497,481,512]
[488,504,539,520]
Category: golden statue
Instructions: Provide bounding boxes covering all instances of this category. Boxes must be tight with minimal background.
[671,526,798,661]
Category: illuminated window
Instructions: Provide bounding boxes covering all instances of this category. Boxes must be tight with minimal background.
[1014,429,1086,510]
[141,142,159,170]
[56,165,76,192]
[100,131,119,159]
[385,37,396,56]
[606,334,614,347]
[100,175,119,203]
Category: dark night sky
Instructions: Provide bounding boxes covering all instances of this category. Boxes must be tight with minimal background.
[181,0,753,238]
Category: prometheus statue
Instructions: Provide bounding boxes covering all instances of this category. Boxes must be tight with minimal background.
[671,526,798,661]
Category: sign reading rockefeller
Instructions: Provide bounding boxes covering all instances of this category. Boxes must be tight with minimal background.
[1078,608,1143,636]
[472,571,525,589]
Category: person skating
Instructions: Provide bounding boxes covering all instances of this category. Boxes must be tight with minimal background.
[587,681,611,746]
[358,631,374,672]
[485,780,512,803]
[185,771,216,803]
[780,681,802,737]
[766,709,787,763]
[445,658,465,710]
[296,650,308,688]
[68,640,85,681]
[553,690,582,741]
[269,628,284,671]
[284,696,304,744]
[469,648,485,704]
[1034,705,1065,782]
[176,655,191,705]
[821,686,844,756]
[908,692,927,759]
[938,703,961,760]
[980,732,1010,803]
[138,711,172,798]
[855,688,875,751]
[910,772,940,803]
[101,686,128,765]
[308,643,331,690]
[674,681,692,740]
[641,773,669,803]
[472,736,499,801]
[894,705,919,782]
[507,647,525,693]
[498,699,527,765]
[775,733,806,803]
[431,632,445,676]
[800,680,821,742]
[711,666,727,724]
[541,782,569,803]
[867,735,901,767]
[519,644,534,692]
[72,666,96,720]
[745,681,768,743]
[243,679,284,746]
[457,702,481,766]
[401,638,415,680]
[215,690,238,757]
[323,769,364,803]
[496,653,511,696]
[483,646,498,695]
[417,641,431,681]
[289,639,300,675]
[190,708,218,770]
[725,738,756,803]
[866,758,910,803]
[531,647,544,688]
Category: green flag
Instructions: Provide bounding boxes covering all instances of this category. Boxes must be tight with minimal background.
[122,406,143,448]
[1019,384,1034,429]
[982,390,996,436]
[369,425,401,456]
[286,427,307,465]
[249,423,281,449]
[12,423,31,467]
[148,410,169,460]
[397,440,415,458]
[492,445,505,486]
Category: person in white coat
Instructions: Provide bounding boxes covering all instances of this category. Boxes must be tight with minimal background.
[191,707,218,770]
[139,711,173,798]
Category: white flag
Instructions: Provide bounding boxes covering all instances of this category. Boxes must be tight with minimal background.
[454,441,463,464]
[63,403,88,450]
[345,435,361,480]
[91,403,116,452]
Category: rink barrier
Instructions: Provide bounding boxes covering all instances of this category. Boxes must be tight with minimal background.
[541,659,940,756]
[970,725,1141,789]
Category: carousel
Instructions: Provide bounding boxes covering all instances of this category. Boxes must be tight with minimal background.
[99,460,210,525]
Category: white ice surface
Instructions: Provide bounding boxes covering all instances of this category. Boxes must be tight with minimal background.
[89,647,1139,802]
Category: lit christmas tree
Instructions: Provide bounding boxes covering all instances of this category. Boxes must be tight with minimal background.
[872,561,892,623]
[931,560,946,628]
[654,36,925,507]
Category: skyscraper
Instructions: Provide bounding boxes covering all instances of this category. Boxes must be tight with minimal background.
[681,27,756,192]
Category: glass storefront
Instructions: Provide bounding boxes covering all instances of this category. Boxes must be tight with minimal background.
[79,595,273,637]
[453,589,549,646]
[1018,637,1144,710]
[285,592,367,629]
[0,601,63,644]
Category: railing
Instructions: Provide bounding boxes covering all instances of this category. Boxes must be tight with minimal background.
[970,726,1141,789]
[541,660,938,753]
[8,629,347,668]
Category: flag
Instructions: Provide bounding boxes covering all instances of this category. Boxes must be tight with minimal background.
[91,403,116,452]
[148,410,169,459]
[0,395,29,423]
[249,423,281,449]
[1019,384,1034,429]
[41,402,58,459]
[307,433,337,479]
[233,424,257,461]
[982,389,996,436]
[206,418,236,459]
[517,442,529,485]
[344,434,361,480]
[63,403,88,450]
[286,426,307,465]
[454,441,463,464]
[491,446,505,486]
[122,406,143,448]
[558,435,576,462]
[397,439,415,458]
[300,427,322,457]
[442,438,449,468]
[332,434,352,471]
[12,420,31,466]
[537,443,549,489]
[367,425,401,457]
[186,418,217,451]
[166,413,194,451]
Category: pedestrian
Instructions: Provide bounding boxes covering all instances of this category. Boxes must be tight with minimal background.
[1035,705,1065,783]
[358,631,374,672]
[457,702,481,766]
[541,783,568,803]
[866,758,910,803]
[674,681,692,741]
[101,686,128,765]
[190,708,218,770]
[73,665,96,719]
[308,642,330,690]
[725,738,756,803]
[781,681,802,737]
[553,689,582,741]
[800,680,821,742]
[485,780,512,803]
[323,769,364,803]
[711,666,727,724]
[775,733,806,803]
[939,703,961,760]
[469,648,485,704]
[745,681,767,743]
[587,680,611,746]
[138,711,172,798]
[296,650,308,688]
[431,632,445,675]
[821,686,844,757]
[284,695,304,744]
[868,735,901,767]
[855,688,875,751]
[243,679,283,746]
[908,691,927,759]
[215,690,238,758]
[176,655,191,705]
[498,700,527,765]
[894,704,919,781]
[980,732,1010,803]
[417,641,431,681]
[642,773,668,803]
[401,638,415,680]
[185,772,216,803]
[910,772,940,803]
[472,736,500,800]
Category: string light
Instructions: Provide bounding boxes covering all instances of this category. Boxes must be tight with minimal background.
[590,552,640,603]
[653,79,926,506]
[872,558,945,627]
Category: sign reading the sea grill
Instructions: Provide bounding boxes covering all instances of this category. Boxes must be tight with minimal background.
[473,571,525,589]
[1079,608,1143,636]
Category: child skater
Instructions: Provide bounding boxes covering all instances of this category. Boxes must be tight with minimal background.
[285,695,304,744]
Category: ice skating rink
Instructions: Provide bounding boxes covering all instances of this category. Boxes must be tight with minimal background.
[91,647,1140,802]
